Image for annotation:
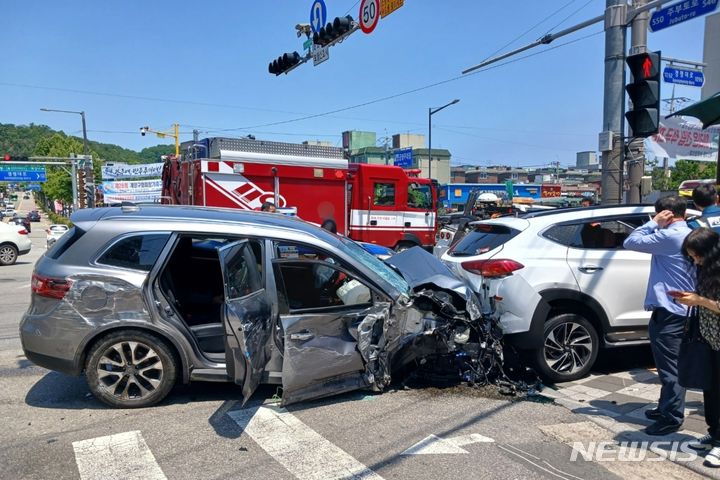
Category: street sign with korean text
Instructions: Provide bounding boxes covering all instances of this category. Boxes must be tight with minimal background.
[649,0,719,32]
[310,0,327,34]
[381,0,404,17]
[312,44,329,66]
[393,148,413,168]
[0,164,47,182]
[663,66,705,87]
[359,0,380,34]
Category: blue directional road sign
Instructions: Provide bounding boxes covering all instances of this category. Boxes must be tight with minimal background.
[393,148,413,168]
[0,164,47,182]
[310,0,327,34]
[649,0,718,32]
[664,66,705,87]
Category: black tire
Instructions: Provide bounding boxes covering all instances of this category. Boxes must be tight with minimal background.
[85,330,178,408]
[0,244,18,266]
[532,313,599,383]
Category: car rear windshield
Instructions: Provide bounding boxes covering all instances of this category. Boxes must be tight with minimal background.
[448,224,520,257]
[47,226,85,260]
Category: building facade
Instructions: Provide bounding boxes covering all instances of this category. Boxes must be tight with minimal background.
[702,13,720,100]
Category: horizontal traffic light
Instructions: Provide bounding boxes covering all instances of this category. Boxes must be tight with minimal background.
[268,51,301,75]
[3,154,29,161]
[313,15,354,46]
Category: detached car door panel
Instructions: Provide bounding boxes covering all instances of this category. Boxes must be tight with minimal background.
[218,240,271,404]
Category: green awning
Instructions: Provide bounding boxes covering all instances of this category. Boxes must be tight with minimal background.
[667,92,720,129]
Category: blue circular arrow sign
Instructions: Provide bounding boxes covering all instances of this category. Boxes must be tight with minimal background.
[310,0,327,34]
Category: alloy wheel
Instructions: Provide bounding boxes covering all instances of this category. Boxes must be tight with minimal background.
[543,321,593,375]
[96,341,164,401]
[0,245,17,265]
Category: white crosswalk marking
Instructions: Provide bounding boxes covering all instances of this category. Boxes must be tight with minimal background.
[72,430,166,480]
[229,404,384,480]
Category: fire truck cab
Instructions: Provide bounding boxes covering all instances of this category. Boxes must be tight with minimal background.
[163,137,438,251]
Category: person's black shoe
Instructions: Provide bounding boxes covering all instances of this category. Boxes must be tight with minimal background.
[645,420,682,436]
[644,408,663,420]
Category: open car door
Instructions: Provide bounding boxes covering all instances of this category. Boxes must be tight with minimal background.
[218,240,271,404]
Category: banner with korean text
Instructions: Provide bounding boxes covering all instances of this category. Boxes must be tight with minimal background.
[101,162,164,180]
[645,117,720,162]
[100,179,162,204]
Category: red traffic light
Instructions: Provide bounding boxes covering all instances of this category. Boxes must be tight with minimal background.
[3,154,10,161]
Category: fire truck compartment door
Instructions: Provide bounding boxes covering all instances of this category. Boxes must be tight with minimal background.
[218,240,271,405]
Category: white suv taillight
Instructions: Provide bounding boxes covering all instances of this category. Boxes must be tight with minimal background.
[461,259,524,278]
[31,273,72,299]
[17,229,28,235]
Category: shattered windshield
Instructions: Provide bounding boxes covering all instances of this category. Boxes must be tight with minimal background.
[338,236,410,296]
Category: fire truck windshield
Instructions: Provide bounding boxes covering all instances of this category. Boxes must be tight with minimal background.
[338,236,410,296]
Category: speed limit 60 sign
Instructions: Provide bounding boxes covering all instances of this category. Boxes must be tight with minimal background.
[359,0,380,34]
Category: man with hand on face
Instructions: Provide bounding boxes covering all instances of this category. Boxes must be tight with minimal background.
[623,196,696,435]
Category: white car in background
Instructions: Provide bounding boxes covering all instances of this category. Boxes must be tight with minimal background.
[441,204,700,383]
[46,224,69,248]
[0,222,31,265]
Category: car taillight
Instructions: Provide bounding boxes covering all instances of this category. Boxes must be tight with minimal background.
[31,274,72,299]
[461,259,524,278]
[17,229,28,235]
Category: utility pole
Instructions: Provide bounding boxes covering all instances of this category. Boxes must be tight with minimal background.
[600,0,627,205]
[626,0,649,204]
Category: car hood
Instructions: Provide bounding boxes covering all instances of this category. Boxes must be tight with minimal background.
[386,246,472,299]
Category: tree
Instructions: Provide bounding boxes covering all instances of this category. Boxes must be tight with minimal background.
[33,134,101,204]
[670,160,716,189]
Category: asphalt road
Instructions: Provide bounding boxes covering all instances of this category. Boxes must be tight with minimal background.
[0,196,697,480]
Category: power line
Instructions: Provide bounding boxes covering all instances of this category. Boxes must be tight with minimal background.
[544,0,596,34]
[483,0,581,61]
[217,29,603,132]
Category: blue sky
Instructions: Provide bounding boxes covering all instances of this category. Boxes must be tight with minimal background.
[0,0,710,167]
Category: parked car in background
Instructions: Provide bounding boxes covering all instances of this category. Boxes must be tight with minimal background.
[441,204,700,383]
[46,224,69,248]
[11,216,31,233]
[2,208,16,218]
[0,221,31,265]
[5,203,15,210]
[27,211,40,222]
[20,205,492,408]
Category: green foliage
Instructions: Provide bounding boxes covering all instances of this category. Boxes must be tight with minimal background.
[0,123,172,164]
[33,134,99,203]
[138,145,175,163]
[670,160,716,189]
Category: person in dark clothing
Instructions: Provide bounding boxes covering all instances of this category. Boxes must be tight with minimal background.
[623,196,696,435]
[320,219,337,234]
[675,228,720,467]
[688,184,720,233]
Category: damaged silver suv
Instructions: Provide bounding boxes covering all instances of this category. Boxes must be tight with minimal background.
[20,205,494,408]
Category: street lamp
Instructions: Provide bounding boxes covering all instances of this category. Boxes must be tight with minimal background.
[428,99,460,180]
[40,107,91,210]
[140,124,180,156]
[40,108,88,155]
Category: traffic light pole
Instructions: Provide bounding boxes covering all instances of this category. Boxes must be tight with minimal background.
[600,0,627,205]
[626,0,649,204]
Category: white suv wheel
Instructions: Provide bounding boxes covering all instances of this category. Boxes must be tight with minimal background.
[534,314,599,383]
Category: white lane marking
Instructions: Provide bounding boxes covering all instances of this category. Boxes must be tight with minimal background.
[228,405,384,480]
[72,430,166,480]
[402,433,495,455]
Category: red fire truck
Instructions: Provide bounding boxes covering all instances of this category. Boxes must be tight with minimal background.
[162,137,437,250]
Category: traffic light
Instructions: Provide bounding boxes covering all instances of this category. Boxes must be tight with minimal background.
[313,15,354,46]
[3,155,29,161]
[625,50,661,138]
[268,51,301,76]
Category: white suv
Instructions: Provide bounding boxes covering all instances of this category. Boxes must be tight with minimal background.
[441,205,699,383]
[0,221,32,265]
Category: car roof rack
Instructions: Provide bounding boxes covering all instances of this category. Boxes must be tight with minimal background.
[121,201,141,213]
